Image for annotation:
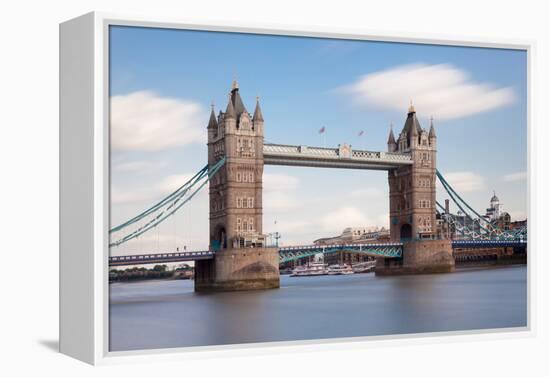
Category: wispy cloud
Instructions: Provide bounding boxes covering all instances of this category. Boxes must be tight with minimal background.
[111,172,202,205]
[113,159,167,173]
[503,171,527,182]
[264,173,300,211]
[339,63,515,120]
[319,206,371,233]
[110,91,206,152]
[264,173,299,192]
[350,187,383,198]
[441,171,486,193]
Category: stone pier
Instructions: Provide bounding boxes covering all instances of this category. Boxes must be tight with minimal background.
[375,239,455,275]
[195,247,280,292]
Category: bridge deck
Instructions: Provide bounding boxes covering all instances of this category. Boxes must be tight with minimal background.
[263,143,412,170]
[108,240,527,267]
[109,251,213,267]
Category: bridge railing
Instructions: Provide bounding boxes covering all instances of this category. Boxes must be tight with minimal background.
[263,143,412,163]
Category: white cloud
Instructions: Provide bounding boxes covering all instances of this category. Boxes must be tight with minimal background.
[441,171,486,193]
[274,220,311,235]
[110,91,206,152]
[508,210,527,221]
[319,206,371,233]
[111,172,203,205]
[156,173,196,194]
[350,187,383,198]
[111,187,155,205]
[113,160,167,173]
[263,173,299,192]
[341,63,515,120]
[263,173,300,211]
[376,213,390,229]
[503,171,527,182]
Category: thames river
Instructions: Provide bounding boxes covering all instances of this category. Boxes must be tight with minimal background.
[109,266,527,351]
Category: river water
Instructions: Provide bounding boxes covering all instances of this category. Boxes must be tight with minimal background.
[109,266,527,351]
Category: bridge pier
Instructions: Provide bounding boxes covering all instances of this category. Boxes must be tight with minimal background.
[376,239,454,275]
[195,247,280,292]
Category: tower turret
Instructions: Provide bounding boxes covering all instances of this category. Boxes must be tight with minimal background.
[252,96,264,134]
[207,104,217,128]
[387,123,397,152]
[225,93,236,120]
[429,116,436,145]
[409,104,419,149]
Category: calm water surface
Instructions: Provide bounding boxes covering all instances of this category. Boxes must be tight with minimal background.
[109,266,527,351]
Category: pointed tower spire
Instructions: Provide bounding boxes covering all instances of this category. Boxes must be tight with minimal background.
[253,96,264,122]
[387,122,397,152]
[387,122,396,144]
[230,80,247,118]
[207,103,218,129]
[225,92,236,119]
[429,116,436,138]
[408,100,415,114]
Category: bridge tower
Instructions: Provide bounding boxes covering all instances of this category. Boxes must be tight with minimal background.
[195,80,280,291]
[379,104,454,274]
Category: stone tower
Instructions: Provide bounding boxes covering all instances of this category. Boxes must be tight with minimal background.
[196,80,280,291]
[378,104,454,275]
[207,80,265,250]
[388,104,437,241]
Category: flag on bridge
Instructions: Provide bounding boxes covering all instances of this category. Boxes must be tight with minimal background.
[358,130,364,137]
[318,126,326,134]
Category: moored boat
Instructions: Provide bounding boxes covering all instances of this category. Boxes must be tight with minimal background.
[290,261,328,277]
[327,264,354,275]
[352,260,377,273]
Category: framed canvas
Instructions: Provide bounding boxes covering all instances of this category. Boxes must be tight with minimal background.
[59,12,533,365]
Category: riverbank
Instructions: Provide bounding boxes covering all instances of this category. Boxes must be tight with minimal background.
[109,265,194,282]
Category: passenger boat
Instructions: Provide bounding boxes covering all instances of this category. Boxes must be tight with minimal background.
[352,260,377,273]
[327,264,354,275]
[290,262,328,277]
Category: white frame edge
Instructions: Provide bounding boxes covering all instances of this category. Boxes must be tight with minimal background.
[59,11,536,365]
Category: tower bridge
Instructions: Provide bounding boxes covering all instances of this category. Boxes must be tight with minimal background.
[109,80,527,291]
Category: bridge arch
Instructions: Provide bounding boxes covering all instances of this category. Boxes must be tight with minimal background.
[212,224,227,250]
[400,223,412,240]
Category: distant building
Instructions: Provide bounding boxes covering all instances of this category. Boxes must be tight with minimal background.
[446,191,518,239]
[483,192,512,230]
[485,191,502,221]
[313,226,390,245]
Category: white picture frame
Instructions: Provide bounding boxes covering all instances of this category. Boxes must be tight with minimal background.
[59,11,534,365]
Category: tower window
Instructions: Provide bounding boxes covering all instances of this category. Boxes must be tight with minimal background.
[249,218,254,232]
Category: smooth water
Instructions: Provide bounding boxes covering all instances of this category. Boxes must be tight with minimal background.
[109,266,527,351]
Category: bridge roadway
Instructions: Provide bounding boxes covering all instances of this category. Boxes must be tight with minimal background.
[109,240,527,267]
[263,143,413,170]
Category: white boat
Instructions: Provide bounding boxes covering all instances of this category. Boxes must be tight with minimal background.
[352,260,377,273]
[327,264,354,275]
[290,261,327,277]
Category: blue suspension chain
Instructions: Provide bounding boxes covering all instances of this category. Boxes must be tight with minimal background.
[109,158,226,247]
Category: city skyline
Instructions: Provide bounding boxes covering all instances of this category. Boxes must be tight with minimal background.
[109,25,527,256]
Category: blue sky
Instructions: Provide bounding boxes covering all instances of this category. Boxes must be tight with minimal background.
[109,25,527,256]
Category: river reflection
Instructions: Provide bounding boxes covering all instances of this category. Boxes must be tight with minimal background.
[109,266,527,351]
